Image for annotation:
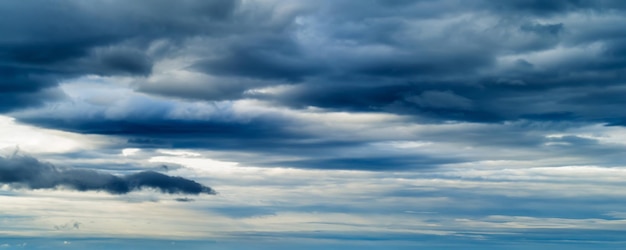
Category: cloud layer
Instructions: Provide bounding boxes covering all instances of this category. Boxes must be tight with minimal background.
[1,0,626,123]
[3,1,626,167]
[2,1,626,248]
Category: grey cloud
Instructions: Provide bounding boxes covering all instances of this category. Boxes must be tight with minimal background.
[79,46,153,76]
[0,0,242,111]
[0,154,215,195]
[261,0,626,125]
[273,156,461,171]
[175,197,195,202]
[191,37,323,82]
[487,0,626,15]
[488,0,587,15]
[520,22,564,35]
[3,0,625,125]
[406,91,474,111]
[3,0,626,174]
[0,88,65,113]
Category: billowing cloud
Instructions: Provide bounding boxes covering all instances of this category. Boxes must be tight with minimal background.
[2,0,626,125]
[0,0,240,111]
[0,153,215,195]
[0,0,624,175]
[3,1,626,247]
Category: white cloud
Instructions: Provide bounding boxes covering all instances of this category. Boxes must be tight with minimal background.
[0,115,107,154]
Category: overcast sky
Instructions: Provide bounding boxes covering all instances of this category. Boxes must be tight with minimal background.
[2,0,626,249]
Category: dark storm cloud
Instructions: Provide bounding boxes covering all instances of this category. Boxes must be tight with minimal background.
[3,0,626,172]
[0,0,241,111]
[0,88,65,113]
[17,113,307,148]
[192,37,323,82]
[234,0,626,125]
[0,154,215,195]
[78,46,153,76]
[2,0,625,123]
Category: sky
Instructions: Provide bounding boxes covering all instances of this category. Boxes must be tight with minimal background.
[2,0,626,249]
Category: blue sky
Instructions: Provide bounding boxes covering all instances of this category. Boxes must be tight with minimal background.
[2,0,626,249]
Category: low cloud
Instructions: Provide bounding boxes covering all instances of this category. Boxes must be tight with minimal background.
[0,154,215,195]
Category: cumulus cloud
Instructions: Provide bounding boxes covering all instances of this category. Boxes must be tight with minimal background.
[0,153,215,195]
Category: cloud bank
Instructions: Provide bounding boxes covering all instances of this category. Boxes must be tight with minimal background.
[1,0,625,123]
[0,153,215,195]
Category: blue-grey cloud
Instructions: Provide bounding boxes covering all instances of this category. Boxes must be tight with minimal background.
[5,1,626,249]
[0,153,215,195]
[1,0,626,124]
[273,156,461,171]
[0,0,240,111]
[191,38,323,82]
[3,0,626,172]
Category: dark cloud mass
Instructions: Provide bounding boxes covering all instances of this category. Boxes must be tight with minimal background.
[3,0,626,120]
[0,0,241,111]
[0,154,215,195]
[5,2,626,247]
[3,0,626,171]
